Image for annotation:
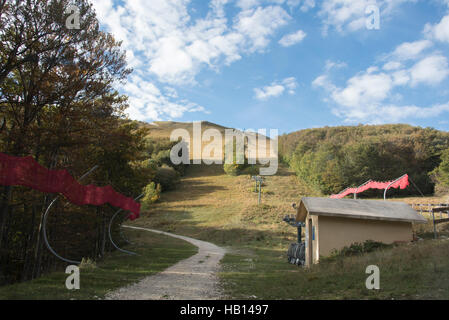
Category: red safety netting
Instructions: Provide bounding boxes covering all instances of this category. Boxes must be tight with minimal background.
[0,153,141,220]
[330,174,410,199]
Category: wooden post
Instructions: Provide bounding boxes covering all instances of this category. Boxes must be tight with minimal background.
[0,186,12,251]
[432,209,437,240]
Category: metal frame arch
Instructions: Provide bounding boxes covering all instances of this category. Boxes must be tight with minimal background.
[384,174,407,200]
[107,194,144,256]
[42,197,81,264]
[354,180,372,199]
[41,166,98,265]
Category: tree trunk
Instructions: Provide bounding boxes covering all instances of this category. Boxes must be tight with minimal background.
[0,186,12,250]
[100,209,107,257]
[22,203,37,281]
[33,195,50,279]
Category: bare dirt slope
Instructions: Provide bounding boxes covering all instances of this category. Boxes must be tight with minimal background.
[105,226,226,300]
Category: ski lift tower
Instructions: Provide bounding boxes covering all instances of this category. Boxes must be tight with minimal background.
[251,175,264,205]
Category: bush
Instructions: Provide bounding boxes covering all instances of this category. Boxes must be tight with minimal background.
[431,148,449,195]
[154,166,180,191]
[223,163,241,176]
[141,182,161,210]
[79,258,97,270]
[151,143,188,177]
[242,165,259,176]
[330,240,392,258]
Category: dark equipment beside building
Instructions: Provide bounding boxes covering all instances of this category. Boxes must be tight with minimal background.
[287,242,305,266]
[283,208,305,266]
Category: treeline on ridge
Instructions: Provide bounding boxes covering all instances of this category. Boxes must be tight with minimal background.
[279,124,449,196]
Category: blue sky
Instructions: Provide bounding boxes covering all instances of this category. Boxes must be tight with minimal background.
[92,0,449,134]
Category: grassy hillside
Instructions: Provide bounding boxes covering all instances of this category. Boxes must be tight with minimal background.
[129,163,449,300]
[279,124,449,196]
[131,164,313,246]
[0,229,197,300]
[136,120,273,161]
[137,120,230,140]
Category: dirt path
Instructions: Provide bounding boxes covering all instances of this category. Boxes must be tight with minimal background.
[105,226,227,300]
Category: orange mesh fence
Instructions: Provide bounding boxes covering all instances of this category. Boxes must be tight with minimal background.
[0,153,140,220]
[330,175,409,199]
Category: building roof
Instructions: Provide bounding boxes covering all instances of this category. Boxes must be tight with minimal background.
[297,197,427,224]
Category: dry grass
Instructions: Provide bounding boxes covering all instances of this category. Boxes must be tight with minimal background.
[220,238,449,300]
[0,230,197,300]
[139,120,274,161]
[129,162,449,299]
[132,164,317,249]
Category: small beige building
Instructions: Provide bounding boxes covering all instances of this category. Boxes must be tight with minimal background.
[296,197,427,266]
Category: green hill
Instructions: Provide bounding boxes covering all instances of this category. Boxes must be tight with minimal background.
[130,162,449,300]
[278,124,449,196]
[136,120,272,161]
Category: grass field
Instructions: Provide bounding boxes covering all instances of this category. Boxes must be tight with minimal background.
[130,163,449,300]
[3,161,448,300]
[0,229,197,300]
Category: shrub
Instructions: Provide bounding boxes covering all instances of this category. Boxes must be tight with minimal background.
[223,140,250,176]
[330,240,392,258]
[243,165,259,176]
[223,163,241,176]
[151,143,188,176]
[431,148,449,195]
[154,166,180,191]
[79,258,97,270]
[141,182,161,210]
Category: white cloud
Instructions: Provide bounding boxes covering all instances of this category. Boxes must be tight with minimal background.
[331,72,394,108]
[313,51,449,123]
[410,55,449,86]
[254,84,285,100]
[254,77,298,100]
[282,77,298,94]
[150,36,195,84]
[318,0,416,34]
[121,75,207,121]
[333,102,449,124]
[391,70,410,86]
[235,0,305,10]
[93,1,292,84]
[300,0,316,11]
[279,29,307,47]
[313,6,449,123]
[391,40,433,61]
[312,26,449,123]
[323,60,347,72]
[236,0,260,9]
[284,0,315,11]
[91,0,296,121]
[383,61,402,71]
[424,14,449,44]
[235,6,291,52]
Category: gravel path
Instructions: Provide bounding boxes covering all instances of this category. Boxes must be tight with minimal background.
[105,226,227,300]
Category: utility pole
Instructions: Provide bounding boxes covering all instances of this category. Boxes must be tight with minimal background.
[252,176,264,205]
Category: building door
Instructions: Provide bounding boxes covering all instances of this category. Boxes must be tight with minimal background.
[308,218,313,265]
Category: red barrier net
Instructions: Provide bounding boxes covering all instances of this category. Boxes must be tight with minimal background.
[0,153,140,220]
[330,174,410,199]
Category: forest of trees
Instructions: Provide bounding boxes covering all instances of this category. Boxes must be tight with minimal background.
[279,124,449,196]
[431,148,449,195]
[1,0,449,289]
[0,0,185,285]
